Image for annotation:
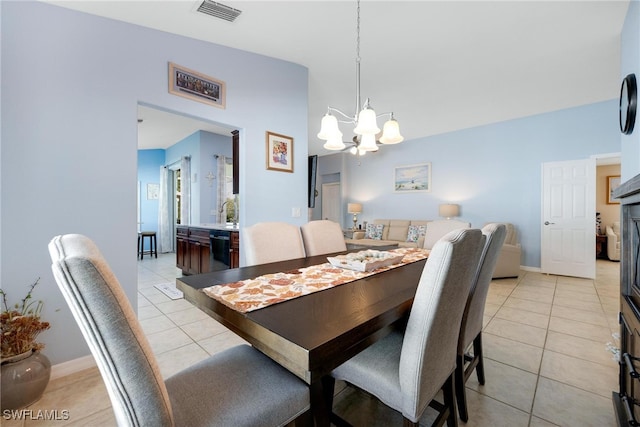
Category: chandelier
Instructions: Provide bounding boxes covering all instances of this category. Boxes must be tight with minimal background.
[318,0,403,156]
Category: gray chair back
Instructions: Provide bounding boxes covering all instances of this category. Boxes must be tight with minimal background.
[458,223,507,353]
[300,220,347,256]
[399,228,484,419]
[49,234,174,426]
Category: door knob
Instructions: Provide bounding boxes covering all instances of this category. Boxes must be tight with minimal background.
[544,221,555,225]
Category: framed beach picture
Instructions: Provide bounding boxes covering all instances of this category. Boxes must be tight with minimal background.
[266,131,294,173]
[607,175,621,204]
[168,62,226,108]
[394,163,431,193]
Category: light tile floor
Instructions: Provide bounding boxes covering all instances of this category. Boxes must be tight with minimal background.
[4,254,621,426]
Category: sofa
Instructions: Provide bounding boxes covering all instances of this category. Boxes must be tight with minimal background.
[606,222,620,261]
[345,219,470,249]
[490,222,522,278]
[345,218,521,279]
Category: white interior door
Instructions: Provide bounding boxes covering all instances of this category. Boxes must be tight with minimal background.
[321,182,341,225]
[541,159,596,279]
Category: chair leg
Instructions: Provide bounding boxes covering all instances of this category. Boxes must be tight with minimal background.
[473,333,485,385]
[443,372,459,427]
[454,353,468,422]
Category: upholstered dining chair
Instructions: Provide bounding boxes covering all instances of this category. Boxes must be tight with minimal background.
[300,220,347,256]
[243,222,306,266]
[454,223,506,422]
[48,234,310,427]
[423,219,471,250]
[327,228,485,427]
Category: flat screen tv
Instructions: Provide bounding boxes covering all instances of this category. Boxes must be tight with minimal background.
[308,155,318,208]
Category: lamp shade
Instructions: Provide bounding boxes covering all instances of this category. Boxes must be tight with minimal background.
[348,203,363,214]
[439,204,460,218]
[323,137,346,151]
[379,118,404,144]
[358,133,379,152]
[353,108,380,135]
[317,113,341,140]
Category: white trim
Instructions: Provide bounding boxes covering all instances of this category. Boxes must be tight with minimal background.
[50,354,96,381]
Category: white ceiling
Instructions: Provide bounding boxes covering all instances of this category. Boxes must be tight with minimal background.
[46,0,630,155]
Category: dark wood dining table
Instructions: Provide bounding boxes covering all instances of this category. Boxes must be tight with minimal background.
[176,248,427,426]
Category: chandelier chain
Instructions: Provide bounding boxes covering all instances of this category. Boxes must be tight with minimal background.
[356,0,360,64]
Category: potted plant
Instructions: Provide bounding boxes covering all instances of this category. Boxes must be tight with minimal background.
[0,278,52,410]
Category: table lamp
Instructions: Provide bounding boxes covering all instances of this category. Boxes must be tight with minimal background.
[439,204,460,220]
[347,203,363,230]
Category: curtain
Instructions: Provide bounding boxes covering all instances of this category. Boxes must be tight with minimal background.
[181,156,191,226]
[216,155,227,223]
[157,166,173,253]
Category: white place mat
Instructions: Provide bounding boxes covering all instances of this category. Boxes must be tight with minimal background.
[154,283,184,300]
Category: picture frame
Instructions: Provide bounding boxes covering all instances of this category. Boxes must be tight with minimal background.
[607,175,621,204]
[168,62,225,109]
[266,131,294,173]
[147,183,159,200]
[394,163,431,193]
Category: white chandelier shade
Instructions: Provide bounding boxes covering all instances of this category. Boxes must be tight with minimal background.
[323,135,346,150]
[353,106,380,135]
[379,116,404,145]
[358,133,378,152]
[317,113,342,140]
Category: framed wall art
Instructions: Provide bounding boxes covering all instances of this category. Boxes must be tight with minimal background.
[266,131,294,173]
[168,62,226,108]
[607,175,621,204]
[147,183,159,200]
[394,163,431,193]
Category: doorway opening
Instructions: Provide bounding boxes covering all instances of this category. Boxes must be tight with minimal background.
[137,103,238,253]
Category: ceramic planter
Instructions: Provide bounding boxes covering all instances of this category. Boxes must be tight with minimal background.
[0,350,51,410]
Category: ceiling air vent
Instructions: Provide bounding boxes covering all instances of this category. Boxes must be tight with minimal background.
[197,1,242,22]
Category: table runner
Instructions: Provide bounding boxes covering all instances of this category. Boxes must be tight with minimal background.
[202,247,430,313]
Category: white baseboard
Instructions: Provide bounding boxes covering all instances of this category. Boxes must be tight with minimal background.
[521,265,541,273]
[50,355,96,381]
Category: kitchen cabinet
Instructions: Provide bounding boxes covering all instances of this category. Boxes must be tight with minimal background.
[230,230,239,268]
[176,226,211,275]
[177,226,239,274]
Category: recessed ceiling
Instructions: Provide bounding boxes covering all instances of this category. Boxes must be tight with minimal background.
[48,1,629,155]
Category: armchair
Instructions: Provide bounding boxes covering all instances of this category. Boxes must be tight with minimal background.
[606,222,620,261]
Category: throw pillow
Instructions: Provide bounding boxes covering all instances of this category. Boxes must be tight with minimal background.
[365,223,384,240]
[406,225,427,242]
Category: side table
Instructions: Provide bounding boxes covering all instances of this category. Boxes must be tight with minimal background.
[595,234,608,259]
[343,229,356,239]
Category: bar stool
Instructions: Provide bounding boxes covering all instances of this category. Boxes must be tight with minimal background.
[138,231,157,259]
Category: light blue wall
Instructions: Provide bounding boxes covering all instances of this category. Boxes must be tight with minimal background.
[137,149,164,246]
[166,132,201,225]
[319,100,620,269]
[621,0,640,180]
[198,131,233,224]
[1,1,307,365]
